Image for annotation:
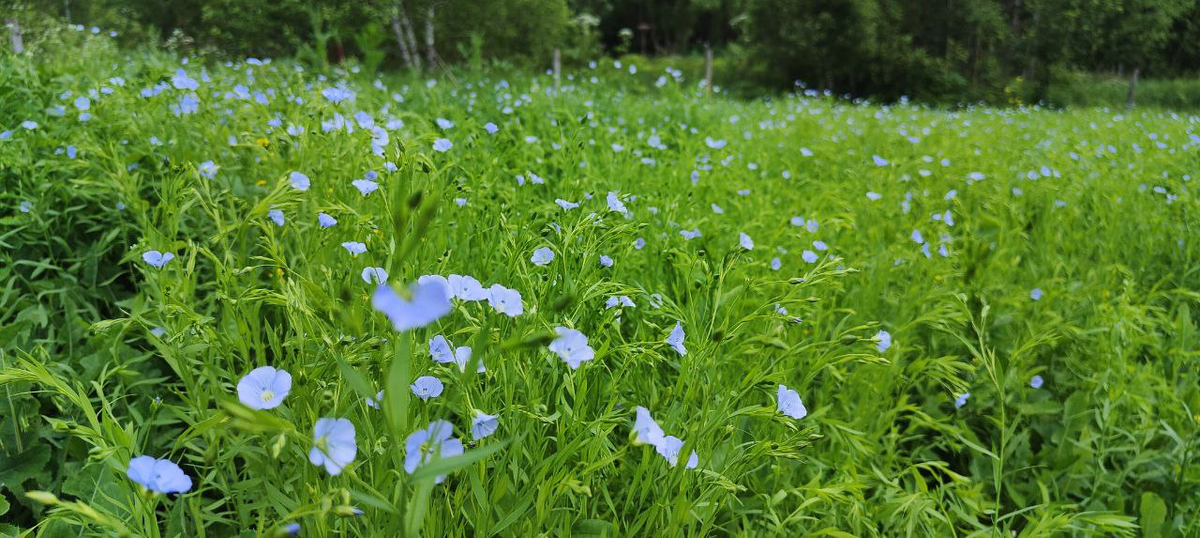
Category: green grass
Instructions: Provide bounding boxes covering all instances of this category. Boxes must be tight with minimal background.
[1040,72,1200,110]
[2,34,1199,537]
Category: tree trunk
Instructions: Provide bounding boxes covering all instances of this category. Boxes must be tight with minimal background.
[6,18,23,54]
[423,5,436,67]
[553,48,561,91]
[397,1,421,70]
[391,11,415,69]
[1126,67,1139,109]
[703,44,713,94]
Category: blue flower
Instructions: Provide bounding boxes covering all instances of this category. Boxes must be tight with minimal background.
[531,247,554,266]
[289,172,311,191]
[599,255,614,268]
[366,390,384,409]
[352,179,378,196]
[73,96,91,110]
[634,238,645,250]
[410,376,444,400]
[872,155,888,166]
[321,87,355,103]
[704,137,727,149]
[471,410,499,439]
[283,523,301,535]
[484,122,499,134]
[341,242,367,256]
[655,436,699,469]
[18,201,32,213]
[555,199,579,210]
[318,212,337,228]
[487,284,523,316]
[373,281,453,331]
[429,334,481,372]
[171,69,198,90]
[237,366,292,410]
[770,257,782,270]
[436,118,454,130]
[739,232,754,250]
[403,420,464,484]
[549,327,595,369]
[777,384,807,419]
[448,274,488,301]
[198,160,218,179]
[1030,287,1043,301]
[432,138,453,153]
[954,392,970,408]
[361,267,388,284]
[418,275,453,298]
[605,295,635,309]
[142,251,175,268]
[354,112,375,129]
[632,406,665,447]
[680,229,702,240]
[268,210,285,226]
[171,93,199,116]
[1030,375,1044,389]
[606,192,628,215]
[667,322,686,356]
[874,330,892,353]
[801,250,818,263]
[429,334,454,363]
[309,418,357,475]
[126,456,192,493]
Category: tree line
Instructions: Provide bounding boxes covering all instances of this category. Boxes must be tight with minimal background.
[7,0,1200,103]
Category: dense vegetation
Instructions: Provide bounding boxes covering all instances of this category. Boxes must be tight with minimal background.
[8,0,1200,104]
[2,30,1199,537]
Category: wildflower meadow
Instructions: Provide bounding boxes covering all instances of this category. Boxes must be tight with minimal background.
[2,30,1199,537]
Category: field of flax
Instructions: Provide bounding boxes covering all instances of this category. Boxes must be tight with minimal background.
[1,35,1199,537]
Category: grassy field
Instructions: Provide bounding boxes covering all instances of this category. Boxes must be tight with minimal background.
[2,35,1200,537]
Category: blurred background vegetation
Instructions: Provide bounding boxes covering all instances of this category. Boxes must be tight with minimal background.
[5,0,1200,107]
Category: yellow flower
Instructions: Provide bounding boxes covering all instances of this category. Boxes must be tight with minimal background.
[255,179,266,187]
[256,137,270,148]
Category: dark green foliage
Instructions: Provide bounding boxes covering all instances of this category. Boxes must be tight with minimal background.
[11,0,1200,103]
[740,0,1200,102]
